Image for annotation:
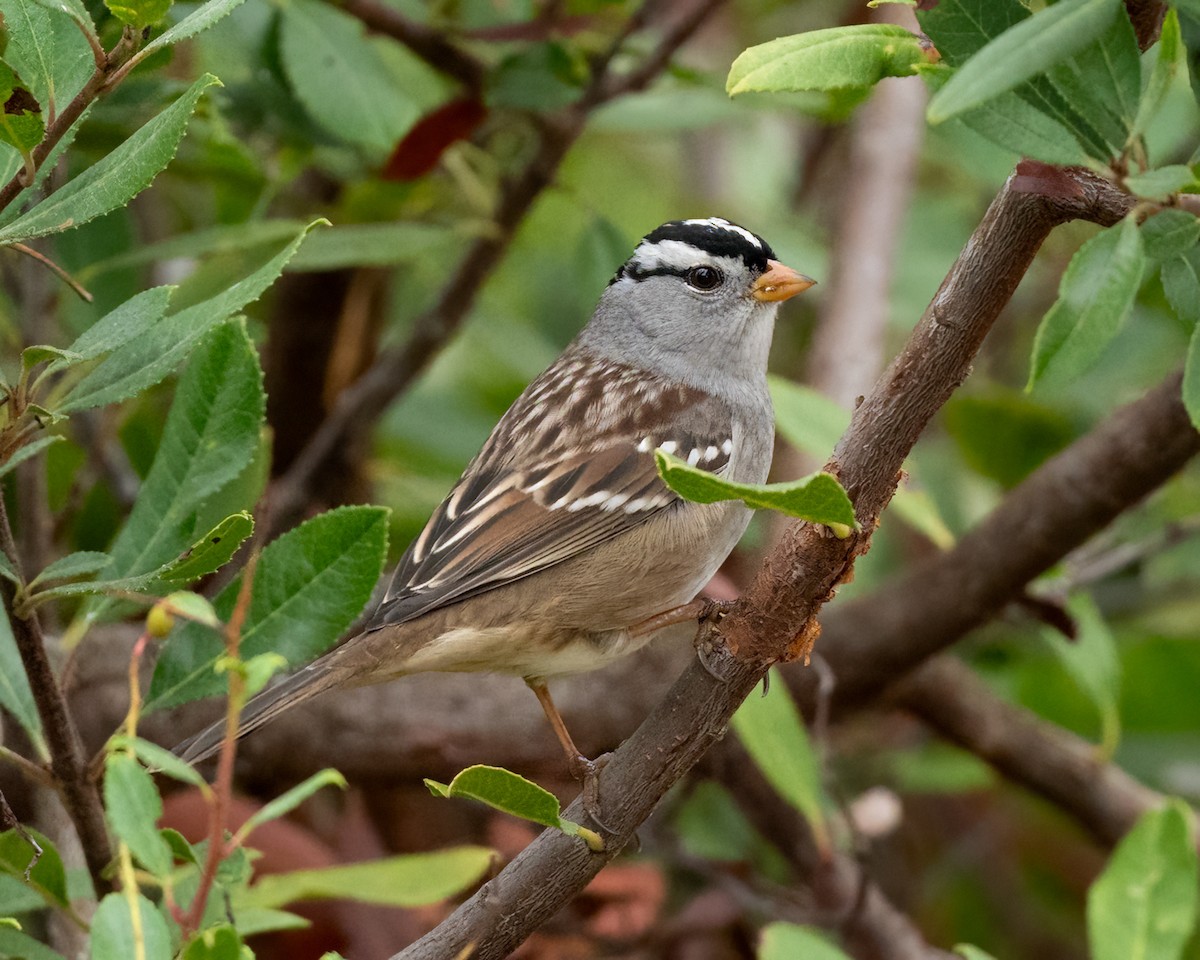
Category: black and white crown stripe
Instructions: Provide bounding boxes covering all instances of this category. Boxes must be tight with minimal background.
[612,216,775,284]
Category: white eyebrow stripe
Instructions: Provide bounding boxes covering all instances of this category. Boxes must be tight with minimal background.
[682,217,763,249]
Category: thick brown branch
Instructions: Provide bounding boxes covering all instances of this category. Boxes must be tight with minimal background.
[267,0,727,536]
[800,370,1198,717]
[390,164,1142,960]
[337,0,486,90]
[891,656,1163,848]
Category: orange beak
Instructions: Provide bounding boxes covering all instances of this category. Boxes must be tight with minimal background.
[751,260,816,303]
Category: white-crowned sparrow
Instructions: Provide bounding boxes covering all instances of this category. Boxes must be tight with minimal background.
[178,217,813,772]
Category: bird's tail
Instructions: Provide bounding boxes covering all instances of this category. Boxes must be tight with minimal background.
[174,658,341,765]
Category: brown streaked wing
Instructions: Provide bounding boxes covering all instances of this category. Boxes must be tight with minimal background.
[367,355,733,630]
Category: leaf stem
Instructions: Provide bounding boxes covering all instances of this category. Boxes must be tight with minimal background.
[5,243,94,302]
[180,550,258,938]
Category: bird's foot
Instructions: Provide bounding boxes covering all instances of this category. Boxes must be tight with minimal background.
[567,752,612,834]
[694,599,736,682]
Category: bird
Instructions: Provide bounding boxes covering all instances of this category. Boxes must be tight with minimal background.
[176,217,814,788]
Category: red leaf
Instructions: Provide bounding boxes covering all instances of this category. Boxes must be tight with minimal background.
[382,97,487,182]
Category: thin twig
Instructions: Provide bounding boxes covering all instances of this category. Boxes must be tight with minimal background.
[0,788,43,880]
[5,243,94,302]
[181,551,258,938]
[0,744,55,787]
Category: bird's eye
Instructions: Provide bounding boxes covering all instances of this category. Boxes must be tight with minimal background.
[686,265,723,291]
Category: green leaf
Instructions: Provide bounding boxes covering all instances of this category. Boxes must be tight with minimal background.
[160,827,199,866]
[0,434,61,480]
[888,488,956,550]
[180,923,242,960]
[89,891,173,960]
[943,390,1075,489]
[1161,250,1200,327]
[55,285,175,368]
[655,450,855,533]
[1184,324,1200,431]
[138,0,248,58]
[768,375,846,457]
[1087,800,1199,960]
[0,552,17,584]
[146,505,389,710]
[954,947,1000,960]
[916,0,1026,67]
[0,828,67,908]
[0,870,48,913]
[425,765,600,847]
[487,43,585,110]
[727,25,931,97]
[288,222,459,272]
[72,323,262,627]
[1047,8,1140,149]
[233,769,346,841]
[0,610,45,757]
[1041,593,1122,756]
[0,0,94,111]
[768,376,951,544]
[231,907,308,935]
[1028,216,1145,388]
[758,922,852,960]
[59,221,320,412]
[956,87,1092,166]
[1125,165,1200,200]
[278,0,423,152]
[160,589,223,627]
[927,0,1123,124]
[156,513,254,588]
[103,753,173,877]
[105,0,170,29]
[109,735,207,789]
[31,516,252,606]
[21,344,80,373]
[0,74,219,244]
[731,669,829,846]
[28,550,110,586]
[0,927,67,960]
[1132,8,1184,140]
[230,651,287,699]
[1141,210,1200,262]
[0,60,43,155]
[238,846,493,910]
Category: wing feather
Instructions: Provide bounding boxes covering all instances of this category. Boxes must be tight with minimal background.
[367,350,736,631]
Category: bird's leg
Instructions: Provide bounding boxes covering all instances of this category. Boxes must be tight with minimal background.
[525,678,609,831]
[628,597,733,639]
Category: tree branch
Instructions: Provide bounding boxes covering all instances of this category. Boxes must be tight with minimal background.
[0,30,136,216]
[800,370,1198,717]
[390,164,1142,960]
[0,500,112,890]
[337,0,487,90]
[267,0,727,537]
[890,656,1164,848]
[707,741,957,960]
